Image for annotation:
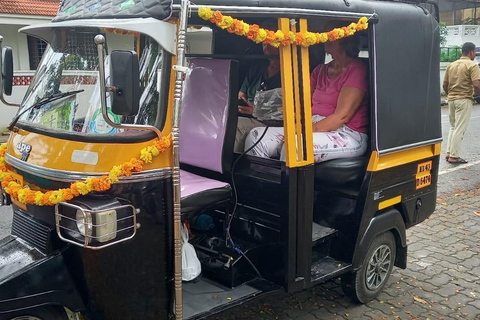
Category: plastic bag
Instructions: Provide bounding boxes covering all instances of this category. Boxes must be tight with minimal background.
[181,223,201,281]
[253,88,283,121]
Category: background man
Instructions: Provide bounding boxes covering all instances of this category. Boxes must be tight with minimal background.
[443,42,480,164]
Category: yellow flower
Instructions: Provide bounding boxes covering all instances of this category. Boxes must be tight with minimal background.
[198,7,213,20]
[49,190,64,204]
[35,191,44,205]
[240,22,250,36]
[140,148,153,163]
[254,29,267,43]
[151,146,160,157]
[18,188,28,204]
[218,16,234,29]
[274,30,285,42]
[75,182,91,195]
[305,32,317,46]
[359,17,368,25]
[288,31,296,45]
[109,165,122,183]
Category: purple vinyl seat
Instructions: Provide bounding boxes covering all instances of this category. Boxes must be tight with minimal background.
[179,58,239,218]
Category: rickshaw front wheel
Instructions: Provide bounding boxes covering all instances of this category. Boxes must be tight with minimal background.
[341,231,396,303]
[5,306,69,320]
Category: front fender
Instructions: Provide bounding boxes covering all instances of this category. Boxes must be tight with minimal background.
[0,235,84,315]
[353,208,407,269]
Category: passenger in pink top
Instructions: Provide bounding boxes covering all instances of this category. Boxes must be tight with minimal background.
[244,29,369,163]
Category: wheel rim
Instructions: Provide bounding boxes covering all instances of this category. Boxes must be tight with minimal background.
[365,244,392,290]
[11,317,42,320]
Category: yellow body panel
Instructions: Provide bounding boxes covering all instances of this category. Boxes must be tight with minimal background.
[378,195,402,210]
[367,143,441,172]
[6,129,173,172]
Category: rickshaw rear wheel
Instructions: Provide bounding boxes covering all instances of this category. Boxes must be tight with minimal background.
[341,231,396,303]
[6,306,69,320]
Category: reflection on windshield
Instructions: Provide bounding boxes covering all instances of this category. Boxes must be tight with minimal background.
[18,29,165,136]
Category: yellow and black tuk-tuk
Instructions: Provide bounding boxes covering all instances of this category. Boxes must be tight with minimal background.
[0,0,441,319]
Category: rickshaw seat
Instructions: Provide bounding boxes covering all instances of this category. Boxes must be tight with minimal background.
[179,58,239,217]
[314,156,368,187]
[180,171,232,214]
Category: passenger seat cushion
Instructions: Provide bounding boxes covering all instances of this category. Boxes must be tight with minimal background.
[314,156,368,186]
[180,170,232,214]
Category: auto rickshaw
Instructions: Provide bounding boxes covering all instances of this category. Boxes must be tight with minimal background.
[0,0,441,319]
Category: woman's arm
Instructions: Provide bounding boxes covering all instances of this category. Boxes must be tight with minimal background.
[312,86,365,132]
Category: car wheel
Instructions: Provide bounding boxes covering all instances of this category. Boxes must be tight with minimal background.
[341,231,396,303]
[3,306,69,320]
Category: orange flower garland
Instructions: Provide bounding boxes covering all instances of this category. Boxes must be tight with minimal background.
[0,135,171,206]
[198,7,369,48]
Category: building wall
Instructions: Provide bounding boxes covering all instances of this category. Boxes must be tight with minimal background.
[445,25,480,47]
[0,24,30,70]
[0,15,53,131]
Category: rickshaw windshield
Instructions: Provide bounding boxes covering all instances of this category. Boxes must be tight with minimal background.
[17,28,165,135]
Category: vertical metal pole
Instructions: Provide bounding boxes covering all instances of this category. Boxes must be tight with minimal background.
[172,0,189,318]
[0,36,3,96]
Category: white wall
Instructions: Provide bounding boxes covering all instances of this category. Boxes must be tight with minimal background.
[445,25,480,47]
[0,15,53,132]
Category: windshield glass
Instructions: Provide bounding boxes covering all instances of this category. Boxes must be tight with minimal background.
[18,28,167,135]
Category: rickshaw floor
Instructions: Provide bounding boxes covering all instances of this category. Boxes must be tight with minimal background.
[183,277,260,319]
[311,256,352,284]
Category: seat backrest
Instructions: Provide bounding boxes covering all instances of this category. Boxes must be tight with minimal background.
[179,58,239,174]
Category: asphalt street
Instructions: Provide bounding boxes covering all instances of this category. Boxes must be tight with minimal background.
[1,105,480,319]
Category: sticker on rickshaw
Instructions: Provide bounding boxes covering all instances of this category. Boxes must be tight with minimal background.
[415,160,432,189]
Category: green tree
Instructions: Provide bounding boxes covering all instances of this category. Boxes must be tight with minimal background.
[439,21,448,47]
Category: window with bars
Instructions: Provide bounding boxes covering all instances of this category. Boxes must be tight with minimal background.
[27,35,48,70]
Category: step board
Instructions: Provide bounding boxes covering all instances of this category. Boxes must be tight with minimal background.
[311,256,352,284]
[312,222,338,246]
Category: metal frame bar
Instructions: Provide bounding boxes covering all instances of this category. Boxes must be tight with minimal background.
[172,4,376,19]
[94,35,163,139]
[5,153,171,182]
[171,1,191,318]
[55,202,137,250]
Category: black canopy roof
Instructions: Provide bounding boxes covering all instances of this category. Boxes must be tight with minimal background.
[53,0,173,22]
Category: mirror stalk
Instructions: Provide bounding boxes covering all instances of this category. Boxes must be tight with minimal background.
[94,34,162,138]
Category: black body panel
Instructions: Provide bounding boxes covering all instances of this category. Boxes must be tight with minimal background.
[0,237,85,316]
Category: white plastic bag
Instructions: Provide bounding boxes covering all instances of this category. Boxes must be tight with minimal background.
[181,224,201,281]
[253,88,283,121]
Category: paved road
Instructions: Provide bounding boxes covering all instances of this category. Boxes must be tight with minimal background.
[1,106,480,319]
[204,189,480,320]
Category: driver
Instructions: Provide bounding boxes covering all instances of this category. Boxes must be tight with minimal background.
[234,19,282,153]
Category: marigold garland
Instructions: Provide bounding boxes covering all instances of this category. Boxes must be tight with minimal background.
[0,135,171,206]
[198,7,369,48]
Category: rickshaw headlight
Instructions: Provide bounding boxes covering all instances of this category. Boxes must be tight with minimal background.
[55,200,136,249]
[92,209,117,243]
[76,209,92,237]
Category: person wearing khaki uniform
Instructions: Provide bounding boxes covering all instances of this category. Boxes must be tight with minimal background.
[443,42,480,164]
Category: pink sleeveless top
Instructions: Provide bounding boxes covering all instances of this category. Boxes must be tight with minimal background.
[310,59,369,133]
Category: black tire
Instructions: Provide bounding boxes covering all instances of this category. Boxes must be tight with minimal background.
[341,231,396,303]
[2,306,69,320]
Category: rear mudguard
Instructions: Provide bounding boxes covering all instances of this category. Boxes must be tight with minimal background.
[353,208,408,269]
[0,235,84,315]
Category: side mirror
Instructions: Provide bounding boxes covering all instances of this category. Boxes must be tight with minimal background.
[110,50,139,116]
[2,46,13,96]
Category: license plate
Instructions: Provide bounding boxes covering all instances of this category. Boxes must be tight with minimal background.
[416,161,432,190]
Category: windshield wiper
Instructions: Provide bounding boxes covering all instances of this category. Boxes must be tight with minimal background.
[8,89,84,131]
